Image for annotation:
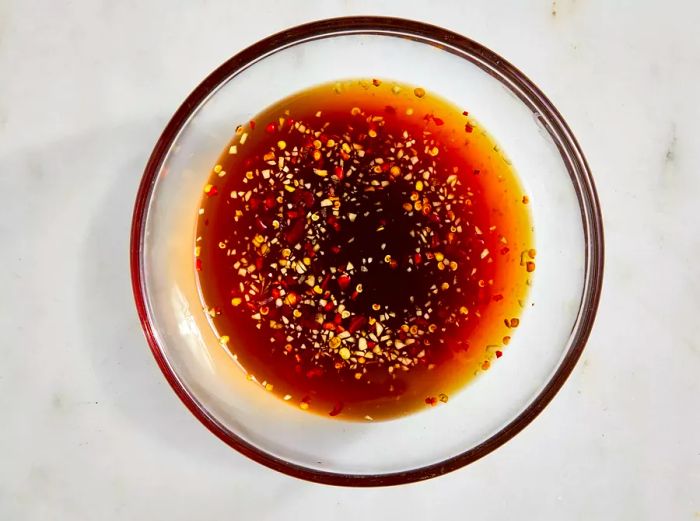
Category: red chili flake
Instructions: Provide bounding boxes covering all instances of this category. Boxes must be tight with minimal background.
[195,258,202,271]
[337,274,351,290]
[301,190,315,207]
[422,113,444,126]
[285,218,306,244]
[320,273,332,290]
[384,105,396,115]
[265,122,276,133]
[492,294,503,302]
[495,350,503,358]
[249,120,256,129]
[333,313,343,325]
[464,124,473,133]
[327,216,341,232]
[425,396,438,406]
[414,253,422,264]
[306,367,324,379]
[331,245,341,254]
[348,315,367,333]
[334,165,344,179]
[372,78,381,86]
[207,185,218,196]
[473,169,480,175]
[329,402,344,417]
[324,301,335,312]
[462,111,469,116]
[500,247,510,255]
[255,256,263,271]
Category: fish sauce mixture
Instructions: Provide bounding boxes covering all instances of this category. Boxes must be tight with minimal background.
[195,79,534,421]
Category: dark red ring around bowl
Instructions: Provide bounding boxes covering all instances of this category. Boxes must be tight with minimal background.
[130,16,604,486]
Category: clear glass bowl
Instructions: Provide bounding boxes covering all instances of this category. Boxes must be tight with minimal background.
[130,17,603,486]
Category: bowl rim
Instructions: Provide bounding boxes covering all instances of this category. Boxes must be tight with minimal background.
[130,16,604,487]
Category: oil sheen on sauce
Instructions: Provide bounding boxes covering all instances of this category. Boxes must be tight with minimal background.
[195,79,534,421]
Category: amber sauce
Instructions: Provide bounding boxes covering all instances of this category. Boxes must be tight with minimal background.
[195,79,534,421]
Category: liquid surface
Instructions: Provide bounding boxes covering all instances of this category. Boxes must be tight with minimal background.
[195,79,534,421]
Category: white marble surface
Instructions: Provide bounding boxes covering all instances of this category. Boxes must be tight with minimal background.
[1,0,698,518]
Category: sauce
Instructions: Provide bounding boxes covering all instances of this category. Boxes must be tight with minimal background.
[195,79,534,420]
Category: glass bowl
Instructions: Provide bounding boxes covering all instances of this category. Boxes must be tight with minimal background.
[130,17,603,486]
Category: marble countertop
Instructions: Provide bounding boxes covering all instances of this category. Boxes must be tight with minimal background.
[1,1,698,519]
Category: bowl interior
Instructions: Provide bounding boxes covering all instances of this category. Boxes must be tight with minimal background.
[136,27,593,479]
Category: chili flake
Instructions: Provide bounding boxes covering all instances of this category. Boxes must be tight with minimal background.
[194,78,534,420]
